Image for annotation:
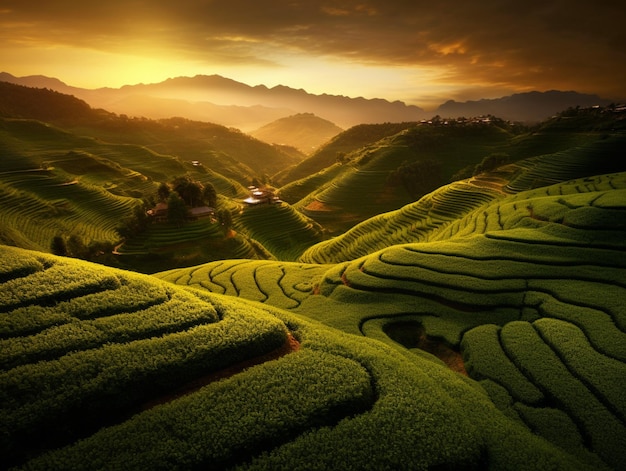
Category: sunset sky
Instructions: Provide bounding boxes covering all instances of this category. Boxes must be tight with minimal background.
[1,0,625,109]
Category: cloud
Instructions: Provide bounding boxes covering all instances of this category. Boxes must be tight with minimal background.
[2,0,625,99]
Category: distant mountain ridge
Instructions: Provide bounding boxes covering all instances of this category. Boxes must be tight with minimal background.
[0,72,426,130]
[435,90,613,122]
[0,72,617,127]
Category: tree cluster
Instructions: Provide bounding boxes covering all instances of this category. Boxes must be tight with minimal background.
[387,159,444,199]
[50,234,115,262]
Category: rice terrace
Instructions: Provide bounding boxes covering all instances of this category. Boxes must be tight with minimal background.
[1,81,625,470]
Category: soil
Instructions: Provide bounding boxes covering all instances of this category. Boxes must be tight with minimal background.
[382,320,467,376]
[415,334,467,376]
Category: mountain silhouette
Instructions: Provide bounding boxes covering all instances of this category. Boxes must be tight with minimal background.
[0,73,426,129]
[435,90,612,122]
[0,72,616,127]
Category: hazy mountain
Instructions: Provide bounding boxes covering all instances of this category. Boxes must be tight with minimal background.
[1,72,617,130]
[100,94,295,131]
[0,72,427,129]
[249,113,343,153]
[435,90,613,122]
[0,81,301,183]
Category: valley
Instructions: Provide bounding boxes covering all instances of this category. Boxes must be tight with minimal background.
[0,80,625,470]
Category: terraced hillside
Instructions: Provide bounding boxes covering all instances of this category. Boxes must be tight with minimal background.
[274,122,419,187]
[0,81,302,186]
[158,170,626,469]
[299,134,626,263]
[235,201,326,261]
[281,111,624,236]
[285,120,555,234]
[0,245,601,470]
[0,116,254,263]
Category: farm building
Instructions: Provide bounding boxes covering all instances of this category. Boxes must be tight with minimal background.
[243,186,281,205]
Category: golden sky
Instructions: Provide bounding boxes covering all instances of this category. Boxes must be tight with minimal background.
[1,0,625,109]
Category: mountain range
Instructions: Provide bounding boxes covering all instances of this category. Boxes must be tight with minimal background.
[0,72,615,130]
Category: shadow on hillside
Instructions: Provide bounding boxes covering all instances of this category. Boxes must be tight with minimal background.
[383,321,467,376]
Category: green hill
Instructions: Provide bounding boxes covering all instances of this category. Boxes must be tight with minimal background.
[157,169,626,470]
[0,244,607,470]
[249,112,343,154]
[299,133,626,263]
[0,81,300,186]
[274,121,419,187]
[1,96,625,469]
[286,121,513,234]
[283,114,624,235]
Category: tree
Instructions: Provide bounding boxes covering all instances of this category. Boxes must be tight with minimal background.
[388,159,444,199]
[157,182,170,202]
[473,153,509,176]
[172,176,203,207]
[116,202,150,239]
[217,209,233,234]
[202,183,217,208]
[67,234,87,258]
[50,235,67,256]
[167,192,188,226]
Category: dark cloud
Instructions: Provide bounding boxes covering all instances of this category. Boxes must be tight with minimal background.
[2,0,625,98]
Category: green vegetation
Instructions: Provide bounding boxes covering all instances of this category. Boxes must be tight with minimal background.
[158,167,626,469]
[235,202,326,261]
[1,85,625,469]
[0,246,600,470]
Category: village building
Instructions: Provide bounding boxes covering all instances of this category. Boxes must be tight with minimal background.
[243,186,281,205]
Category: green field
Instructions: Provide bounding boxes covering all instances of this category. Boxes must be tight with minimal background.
[1,89,625,469]
[1,244,611,470]
[157,169,626,469]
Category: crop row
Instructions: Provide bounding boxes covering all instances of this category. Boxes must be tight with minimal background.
[23,349,374,470]
[0,288,221,369]
[0,173,137,248]
[299,181,497,264]
[0,277,170,338]
[1,295,288,461]
[460,279,625,470]
[505,137,625,193]
[0,261,122,312]
[118,218,223,255]
[236,202,325,260]
[158,259,329,311]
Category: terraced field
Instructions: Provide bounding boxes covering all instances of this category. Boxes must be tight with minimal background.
[0,245,599,470]
[299,135,626,263]
[235,202,326,261]
[157,170,626,469]
[0,169,138,251]
[0,117,249,254]
[290,124,513,234]
[2,100,625,468]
